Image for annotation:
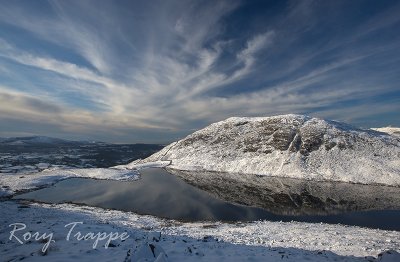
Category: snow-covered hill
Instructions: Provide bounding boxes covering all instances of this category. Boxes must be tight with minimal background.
[139,114,400,186]
[371,127,400,138]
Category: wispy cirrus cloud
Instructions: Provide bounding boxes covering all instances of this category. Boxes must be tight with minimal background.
[0,0,399,142]
[0,0,114,74]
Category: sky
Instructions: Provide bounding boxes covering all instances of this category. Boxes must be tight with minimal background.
[0,0,399,143]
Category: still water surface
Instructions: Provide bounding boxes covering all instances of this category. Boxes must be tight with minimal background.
[15,168,400,230]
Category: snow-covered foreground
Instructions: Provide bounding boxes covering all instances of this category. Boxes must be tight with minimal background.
[1,200,399,261]
[140,114,400,186]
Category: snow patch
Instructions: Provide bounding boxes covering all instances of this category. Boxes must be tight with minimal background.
[372,127,400,138]
[115,160,171,170]
[0,168,139,197]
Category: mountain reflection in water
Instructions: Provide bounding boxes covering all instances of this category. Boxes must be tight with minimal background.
[15,168,400,230]
[169,169,400,216]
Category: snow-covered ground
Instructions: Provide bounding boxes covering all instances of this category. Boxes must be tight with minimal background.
[372,127,400,138]
[115,160,171,170]
[1,200,399,261]
[139,114,400,186]
[0,167,140,197]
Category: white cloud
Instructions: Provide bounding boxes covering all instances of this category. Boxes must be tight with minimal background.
[0,1,113,74]
[0,0,399,142]
[234,31,276,79]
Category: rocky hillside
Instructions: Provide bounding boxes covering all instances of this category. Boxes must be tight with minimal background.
[140,114,400,186]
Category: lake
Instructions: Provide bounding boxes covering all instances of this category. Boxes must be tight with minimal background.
[14,168,400,230]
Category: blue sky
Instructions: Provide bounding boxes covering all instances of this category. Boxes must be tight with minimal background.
[0,0,399,143]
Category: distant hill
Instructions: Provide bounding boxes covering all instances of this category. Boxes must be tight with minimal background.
[0,136,81,146]
[0,136,101,146]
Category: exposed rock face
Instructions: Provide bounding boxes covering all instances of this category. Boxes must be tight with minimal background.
[139,114,400,186]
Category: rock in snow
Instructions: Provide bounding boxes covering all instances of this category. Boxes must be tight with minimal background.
[138,114,400,186]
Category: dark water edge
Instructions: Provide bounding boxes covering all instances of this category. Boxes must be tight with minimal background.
[14,168,400,231]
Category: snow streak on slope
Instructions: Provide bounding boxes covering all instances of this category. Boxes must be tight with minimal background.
[139,114,400,186]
